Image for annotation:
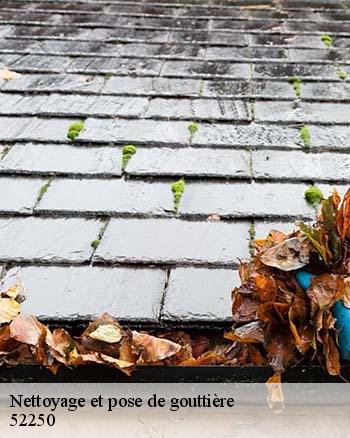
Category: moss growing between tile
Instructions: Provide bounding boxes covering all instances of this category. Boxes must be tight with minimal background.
[91,220,109,251]
[0,144,12,160]
[321,34,333,48]
[300,125,311,148]
[248,223,256,257]
[67,121,85,141]
[288,76,302,98]
[305,186,323,207]
[35,177,53,206]
[171,178,185,213]
[188,122,198,143]
[199,80,205,97]
[337,68,347,80]
[121,144,137,171]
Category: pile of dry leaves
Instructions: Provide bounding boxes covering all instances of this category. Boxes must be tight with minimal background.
[0,269,239,375]
[1,189,350,381]
[229,188,350,384]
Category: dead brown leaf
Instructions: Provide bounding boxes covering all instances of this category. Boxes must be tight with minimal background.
[9,314,46,346]
[225,321,265,343]
[336,188,350,240]
[288,297,314,354]
[132,331,182,363]
[264,326,296,372]
[0,298,21,324]
[260,236,310,271]
[232,290,259,323]
[308,274,344,311]
[266,372,285,413]
[89,324,122,343]
[255,274,278,302]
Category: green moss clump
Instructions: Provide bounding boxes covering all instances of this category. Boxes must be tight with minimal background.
[321,34,333,48]
[305,186,324,207]
[188,122,198,143]
[91,221,109,251]
[171,178,185,213]
[121,144,137,171]
[91,239,100,250]
[337,68,347,80]
[0,144,12,160]
[35,177,53,206]
[300,125,311,148]
[288,76,302,98]
[248,223,256,257]
[67,121,84,141]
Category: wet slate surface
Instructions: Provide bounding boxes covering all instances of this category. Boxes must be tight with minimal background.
[162,268,241,322]
[0,143,122,176]
[94,218,250,266]
[0,177,43,213]
[21,266,166,322]
[0,0,350,325]
[0,217,101,263]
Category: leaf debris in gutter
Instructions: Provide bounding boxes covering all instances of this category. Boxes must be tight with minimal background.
[2,190,350,384]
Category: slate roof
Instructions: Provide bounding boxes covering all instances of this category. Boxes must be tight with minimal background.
[0,0,350,328]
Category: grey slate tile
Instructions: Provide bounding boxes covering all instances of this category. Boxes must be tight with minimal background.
[80,118,190,145]
[253,63,341,80]
[250,81,295,99]
[102,76,201,97]
[253,80,350,102]
[80,118,303,148]
[0,25,12,38]
[1,73,105,93]
[145,98,250,121]
[0,143,122,176]
[161,61,251,79]
[36,179,173,215]
[162,268,240,322]
[0,217,101,263]
[252,150,350,182]
[0,93,149,118]
[10,54,72,73]
[127,147,251,178]
[289,48,345,64]
[206,46,288,61]
[0,53,23,67]
[0,117,33,141]
[181,182,314,218]
[201,80,250,98]
[20,265,166,321]
[15,117,81,142]
[0,177,43,213]
[255,101,350,124]
[94,218,251,265]
[308,125,350,149]
[67,57,162,76]
[301,82,350,101]
[44,94,149,118]
[193,123,301,148]
[250,34,325,48]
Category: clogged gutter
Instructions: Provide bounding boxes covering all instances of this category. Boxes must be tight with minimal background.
[1,190,350,382]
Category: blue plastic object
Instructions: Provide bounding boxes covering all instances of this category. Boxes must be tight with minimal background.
[295,270,315,290]
[296,270,350,361]
[333,301,350,361]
